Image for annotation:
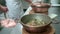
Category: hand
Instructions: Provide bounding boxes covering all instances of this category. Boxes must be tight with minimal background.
[0,5,8,13]
[1,19,17,28]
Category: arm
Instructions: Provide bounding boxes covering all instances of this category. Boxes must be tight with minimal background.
[0,0,19,28]
[0,4,8,12]
[0,5,2,10]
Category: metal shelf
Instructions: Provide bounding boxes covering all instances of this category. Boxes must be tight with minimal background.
[51,4,60,6]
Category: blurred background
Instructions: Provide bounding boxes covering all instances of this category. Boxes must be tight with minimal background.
[0,0,60,34]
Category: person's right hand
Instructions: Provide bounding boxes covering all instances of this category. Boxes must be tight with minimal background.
[1,19,17,28]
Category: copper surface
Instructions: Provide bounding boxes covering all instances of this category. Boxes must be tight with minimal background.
[29,10,48,15]
[22,25,55,34]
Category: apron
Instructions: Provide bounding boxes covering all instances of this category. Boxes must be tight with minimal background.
[6,0,24,20]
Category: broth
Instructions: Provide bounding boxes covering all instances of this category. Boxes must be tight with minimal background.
[26,19,47,26]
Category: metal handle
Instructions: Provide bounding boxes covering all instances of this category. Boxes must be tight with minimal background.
[4,12,7,19]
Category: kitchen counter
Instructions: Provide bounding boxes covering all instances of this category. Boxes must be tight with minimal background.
[0,6,60,34]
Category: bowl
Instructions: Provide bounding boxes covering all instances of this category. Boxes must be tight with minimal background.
[20,14,51,33]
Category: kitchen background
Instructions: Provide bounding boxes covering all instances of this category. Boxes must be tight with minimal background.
[0,0,60,34]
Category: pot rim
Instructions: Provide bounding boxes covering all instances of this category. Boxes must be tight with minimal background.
[20,14,51,27]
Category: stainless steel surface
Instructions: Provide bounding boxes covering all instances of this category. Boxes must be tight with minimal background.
[51,4,60,6]
[49,6,60,22]
[51,0,60,4]
[48,6,60,34]
[42,0,50,3]
[0,23,22,34]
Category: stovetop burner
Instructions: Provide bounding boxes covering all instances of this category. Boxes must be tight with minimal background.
[22,25,55,34]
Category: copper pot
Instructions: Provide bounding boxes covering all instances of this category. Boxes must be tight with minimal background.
[20,14,51,33]
[31,2,50,13]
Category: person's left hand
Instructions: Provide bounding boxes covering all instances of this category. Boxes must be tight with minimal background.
[0,6,8,13]
[0,5,8,13]
[1,19,17,28]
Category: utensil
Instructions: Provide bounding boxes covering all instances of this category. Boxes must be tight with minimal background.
[4,12,7,19]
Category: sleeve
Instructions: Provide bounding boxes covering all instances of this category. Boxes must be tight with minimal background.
[6,0,24,20]
[0,0,6,6]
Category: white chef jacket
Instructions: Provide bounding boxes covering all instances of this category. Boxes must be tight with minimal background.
[21,0,29,9]
[6,0,24,19]
[0,0,24,34]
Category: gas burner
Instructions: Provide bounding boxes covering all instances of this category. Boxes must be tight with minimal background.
[22,25,55,34]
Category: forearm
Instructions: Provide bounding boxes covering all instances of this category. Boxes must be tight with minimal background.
[0,4,2,10]
[0,4,4,11]
[0,4,8,12]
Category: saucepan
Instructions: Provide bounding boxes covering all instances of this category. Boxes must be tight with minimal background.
[20,14,52,33]
[30,0,51,13]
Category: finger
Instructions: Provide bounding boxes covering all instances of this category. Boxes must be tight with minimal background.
[1,22,16,28]
[1,19,17,28]
[5,22,16,28]
[1,22,8,27]
[3,25,10,28]
[1,19,8,24]
[1,19,10,27]
[5,19,16,28]
[8,21,16,27]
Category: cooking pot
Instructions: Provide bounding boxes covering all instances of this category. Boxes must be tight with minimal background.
[20,14,51,33]
[30,0,51,15]
[31,2,50,13]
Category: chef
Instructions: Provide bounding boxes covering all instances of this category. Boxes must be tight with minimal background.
[0,0,31,28]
